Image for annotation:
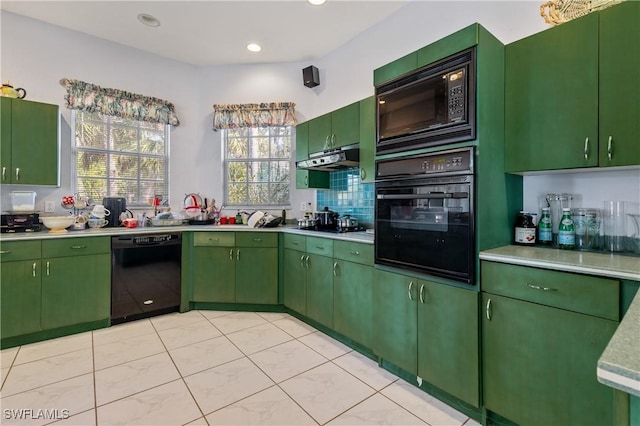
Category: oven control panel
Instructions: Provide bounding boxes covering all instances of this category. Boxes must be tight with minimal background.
[377,147,473,179]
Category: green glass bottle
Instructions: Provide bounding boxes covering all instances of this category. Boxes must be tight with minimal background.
[538,207,552,245]
[558,208,575,250]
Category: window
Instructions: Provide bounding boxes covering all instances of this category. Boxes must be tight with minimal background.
[73,111,169,207]
[223,126,291,207]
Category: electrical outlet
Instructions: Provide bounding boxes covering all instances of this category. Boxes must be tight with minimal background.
[44,200,55,213]
[300,202,307,211]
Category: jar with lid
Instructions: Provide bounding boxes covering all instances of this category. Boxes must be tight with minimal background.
[514,211,536,245]
[538,207,552,245]
[558,208,575,249]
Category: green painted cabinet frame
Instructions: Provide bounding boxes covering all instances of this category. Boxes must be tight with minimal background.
[0,97,59,185]
[358,96,376,183]
[295,121,329,189]
[1,259,42,338]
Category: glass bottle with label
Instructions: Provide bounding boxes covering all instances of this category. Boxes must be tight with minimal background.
[514,211,536,245]
[558,207,575,250]
[538,207,552,245]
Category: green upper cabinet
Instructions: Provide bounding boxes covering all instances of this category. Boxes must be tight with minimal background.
[0,97,59,185]
[358,96,375,183]
[505,2,640,172]
[307,102,360,153]
[295,121,329,189]
[598,1,640,167]
[373,52,418,86]
[416,24,481,68]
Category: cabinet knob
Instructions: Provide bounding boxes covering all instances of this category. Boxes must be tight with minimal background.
[360,168,366,181]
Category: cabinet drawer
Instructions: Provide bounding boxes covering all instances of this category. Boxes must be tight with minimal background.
[236,232,278,248]
[283,233,306,251]
[306,236,333,257]
[42,237,110,258]
[193,232,235,247]
[482,261,619,320]
[0,240,41,262]
[334,240,373,266]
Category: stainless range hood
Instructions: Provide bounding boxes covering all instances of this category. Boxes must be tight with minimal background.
[296,143,359,171]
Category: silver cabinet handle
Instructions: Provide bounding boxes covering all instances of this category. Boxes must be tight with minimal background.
[253,238,262,242]
[292,241,299,246]
[305,255,310,268]
[331,134,336,148]
[360,168,366,181]
[236,249,240,261]
[46,261,50,276]
[0,250,11,254]
[486,298,492,321]
[408,281,414,301]
[304,175,308,186]
[300,254,306,268]
[584,137,589,160]
[70,245,87,250]
[349,251,360,256]
[2,166,5,181]
[324,135,330,150]
[333,262,339,276]
[229,249,233,261]
[527,283,558,292]
[15,167,20,181]
[33,262,37,277]
[316,245,325,250]
[210,238,220,242]
[419,284,425,304]
[607,135,613,161]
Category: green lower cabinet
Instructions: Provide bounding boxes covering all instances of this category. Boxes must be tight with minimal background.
[41,254,111,329]
[283,248,307,314]
[482,293,619,425]
[235,247,278,304]
[417,280,479,407]
[192,246,235,303]
[373,269,418,374]
[305,253,334,328]
[0,259,42,338]
[333,260,373,348]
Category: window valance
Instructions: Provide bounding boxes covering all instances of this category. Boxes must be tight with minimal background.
[213,102,297,130]
[59,78,180,126]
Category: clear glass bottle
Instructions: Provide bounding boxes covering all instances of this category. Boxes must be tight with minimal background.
[538,207,552,246]
[558,207,575,250]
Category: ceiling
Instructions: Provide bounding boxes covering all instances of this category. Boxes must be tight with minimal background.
[1,0,408,66]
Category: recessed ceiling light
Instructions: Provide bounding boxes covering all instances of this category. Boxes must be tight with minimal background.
[247,43,262,53]
[137,13,160,27]
[308,0,327,5]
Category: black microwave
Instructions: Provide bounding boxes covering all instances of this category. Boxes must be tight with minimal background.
[376,47,476,155]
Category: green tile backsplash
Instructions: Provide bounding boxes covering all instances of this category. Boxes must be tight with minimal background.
[316,168,374,225]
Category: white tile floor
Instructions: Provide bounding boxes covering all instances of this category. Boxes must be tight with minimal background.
[0,310,481,426]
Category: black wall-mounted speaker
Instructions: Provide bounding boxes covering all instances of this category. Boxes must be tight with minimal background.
[303,66,320,88]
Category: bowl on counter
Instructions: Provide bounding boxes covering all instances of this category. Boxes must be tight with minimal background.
[87,218,109,229]
[41,216,75,233]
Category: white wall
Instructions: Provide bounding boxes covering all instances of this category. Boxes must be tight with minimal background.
[2,2,635,220]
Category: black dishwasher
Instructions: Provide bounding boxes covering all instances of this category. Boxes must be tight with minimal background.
[111,233,181,325]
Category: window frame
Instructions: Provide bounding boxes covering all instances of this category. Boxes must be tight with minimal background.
[222,126,292,208]
[71,110,170,208]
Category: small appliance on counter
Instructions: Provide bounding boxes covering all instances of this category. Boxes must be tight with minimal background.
[103,197,127,227]
[1,212,41,233]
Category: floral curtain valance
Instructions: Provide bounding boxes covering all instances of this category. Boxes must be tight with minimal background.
[59,78,180,126]
[213,102,297,130]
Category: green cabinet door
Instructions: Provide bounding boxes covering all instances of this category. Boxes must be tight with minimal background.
[598,1,640,167]
[0,259,41,338]
[505,13,599,172]
[295,121,329,189]
[373,269,417,374]
[10,99,59,185]
[1,97,12,183]
[283,248,307,314]
[482,293,618,425]
[296,121,309,162]
[330,101,359,149]
[308,113,332,154]
[235,247,278,304]
[192,246,235,302]
[374,52,418,86]
[359,96,376,183]
[333,260,373,348]
[417,281,479,407]
[305,253,334,328]
[41,254,110,329]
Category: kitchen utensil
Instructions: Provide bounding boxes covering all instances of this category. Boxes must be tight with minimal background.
[603,200,626,252]
[184,193,204,218]
[41,216,75,232]
[10,191,36,212]
[88,218,109,228]
[247,211,265,228]
[297,216,317,228]
[1,82,26,99]
[261,214,282,227]
[91,204,110,218]
[337,215,359,229]
[123,218,138,228]
[314,207,338,227]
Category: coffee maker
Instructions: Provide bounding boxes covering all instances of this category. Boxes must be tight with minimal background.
[102,197,126,227]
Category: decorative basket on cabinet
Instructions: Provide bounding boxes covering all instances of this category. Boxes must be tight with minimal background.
[540,0,624,25]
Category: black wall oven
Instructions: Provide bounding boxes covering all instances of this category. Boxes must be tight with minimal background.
[375,148,475,284]
[376,47,476,155]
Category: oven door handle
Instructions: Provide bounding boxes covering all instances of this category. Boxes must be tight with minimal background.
[376,192,468,200]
